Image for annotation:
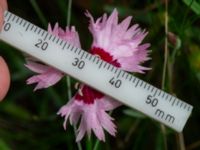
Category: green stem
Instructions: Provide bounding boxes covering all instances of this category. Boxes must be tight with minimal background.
[186,140,200,150]
[93,140,100,150]
[66,76,72,101]
[73,126,83,150]
[176,132,186,150]
[29,0,48,27]
[67,0,72,26]
[160,0,168,150]
[86,135,92,150]
[164,1,186,150]
[167,24,186,150]
[124,119,140,143]
[66,0,73,105]
[65,0,82,150]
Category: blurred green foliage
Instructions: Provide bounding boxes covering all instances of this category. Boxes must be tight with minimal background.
[0,0,200,150]
[183,0,200,15]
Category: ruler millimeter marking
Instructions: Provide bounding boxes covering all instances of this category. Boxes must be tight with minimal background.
[0,11,193,132]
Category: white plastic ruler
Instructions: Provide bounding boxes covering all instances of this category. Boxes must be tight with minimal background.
[0,11,193,132]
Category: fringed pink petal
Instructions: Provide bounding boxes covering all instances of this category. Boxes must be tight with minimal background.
[57,99,74,117]
[117,42,151,73]
[25,61,49,73]
[114,16,132,37]
[84,109,105,141]
[124,24,139,39]
[106,8,118,27]
[76,115,87,142]
[97,96,122,111]
[118,56,149,73]
[97,110,117,136]
[69,105,82,125]
[26,69,64,91]
[135,43,151,62]
[48,23,81,48]
[57,99,75,130]
[111,43,133,58]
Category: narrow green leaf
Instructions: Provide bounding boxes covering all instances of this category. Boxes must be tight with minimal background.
[123,109,146,119]
[155,130,164,150]
[183,0,200,15]
[30,0,48,27]
[0,102,31,120]
[0,139,11,150]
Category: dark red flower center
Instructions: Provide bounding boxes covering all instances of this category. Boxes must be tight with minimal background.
[75,47,121,104]
[90,47,121,67]
[75,86,103,104]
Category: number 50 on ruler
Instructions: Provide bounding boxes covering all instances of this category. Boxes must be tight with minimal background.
[0,11,193,132]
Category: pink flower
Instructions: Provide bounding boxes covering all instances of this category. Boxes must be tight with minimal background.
[57,9,150,142]
[25,23,81,91]
[58,85,121,142]
[87,9,150,73]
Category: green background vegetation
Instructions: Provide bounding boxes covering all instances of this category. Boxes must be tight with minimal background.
[0,0,200,150]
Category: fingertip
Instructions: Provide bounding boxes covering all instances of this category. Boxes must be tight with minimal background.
[0,56,10,101]
[0,5,3,30]
[0,0,8,30]
[0,0,8,11]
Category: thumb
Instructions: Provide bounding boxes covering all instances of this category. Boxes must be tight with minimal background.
[0,56,10,101]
